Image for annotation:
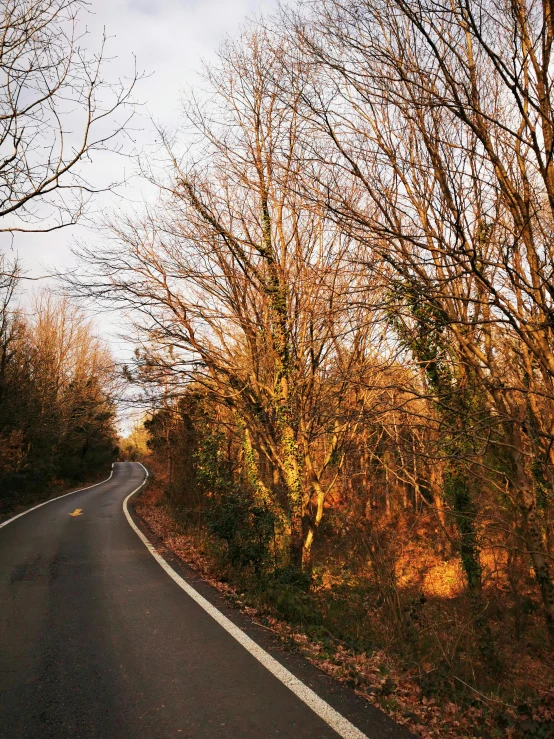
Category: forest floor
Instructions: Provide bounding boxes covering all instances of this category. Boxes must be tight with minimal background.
[135,478,554,739]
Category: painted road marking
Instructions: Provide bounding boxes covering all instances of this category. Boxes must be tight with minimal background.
[0,465,115,530]
[124,463,368,739]
[69,509,83,517]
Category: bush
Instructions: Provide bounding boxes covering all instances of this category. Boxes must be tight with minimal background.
[207,485,275,572]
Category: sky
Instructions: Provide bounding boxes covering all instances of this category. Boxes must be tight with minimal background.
[6,0,281,270]
[2,0,281,407]
[0,0,282,430]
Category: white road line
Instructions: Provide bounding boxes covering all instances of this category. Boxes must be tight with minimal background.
[0,464,116,530]
[124,462,368,739]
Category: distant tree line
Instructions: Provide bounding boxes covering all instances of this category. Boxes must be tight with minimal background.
[0,262,118,512]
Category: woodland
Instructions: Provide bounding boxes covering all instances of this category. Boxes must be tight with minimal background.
[5,0,554,736]
[0,264,118,511]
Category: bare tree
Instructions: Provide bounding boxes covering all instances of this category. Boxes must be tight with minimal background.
[0,277,118,509]
[74,28,397,569]
[0,0,138,236]
[287,0,554,634]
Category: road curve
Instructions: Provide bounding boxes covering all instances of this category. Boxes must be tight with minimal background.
[0,462,412,739]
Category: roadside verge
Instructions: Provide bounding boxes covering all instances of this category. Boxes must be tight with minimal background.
[125,467,414,739]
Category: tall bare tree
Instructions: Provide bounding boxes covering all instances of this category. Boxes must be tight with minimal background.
[75,28,396,569]
[287,0,554,633]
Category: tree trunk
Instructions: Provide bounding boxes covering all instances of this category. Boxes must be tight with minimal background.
[302,471,326,570]
[430,463,446,528]
[511,424,554,641]
[448,470,482,597]
[281,422,304,569]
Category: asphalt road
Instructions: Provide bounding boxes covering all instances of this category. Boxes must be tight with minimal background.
[0,462,413,739]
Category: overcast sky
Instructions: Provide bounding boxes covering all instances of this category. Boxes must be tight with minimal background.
[0,0,282,430]
[3,0,281,401]
[6,0,280,286]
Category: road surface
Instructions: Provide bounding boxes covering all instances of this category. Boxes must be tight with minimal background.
[0,462,412,738]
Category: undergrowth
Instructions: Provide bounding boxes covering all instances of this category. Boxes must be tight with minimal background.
[136,470,554,739]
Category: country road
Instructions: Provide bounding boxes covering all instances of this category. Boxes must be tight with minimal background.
[0,462,412,739]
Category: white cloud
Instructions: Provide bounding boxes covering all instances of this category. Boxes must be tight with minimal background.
[3,0,280,270]
[3,0,280,331]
